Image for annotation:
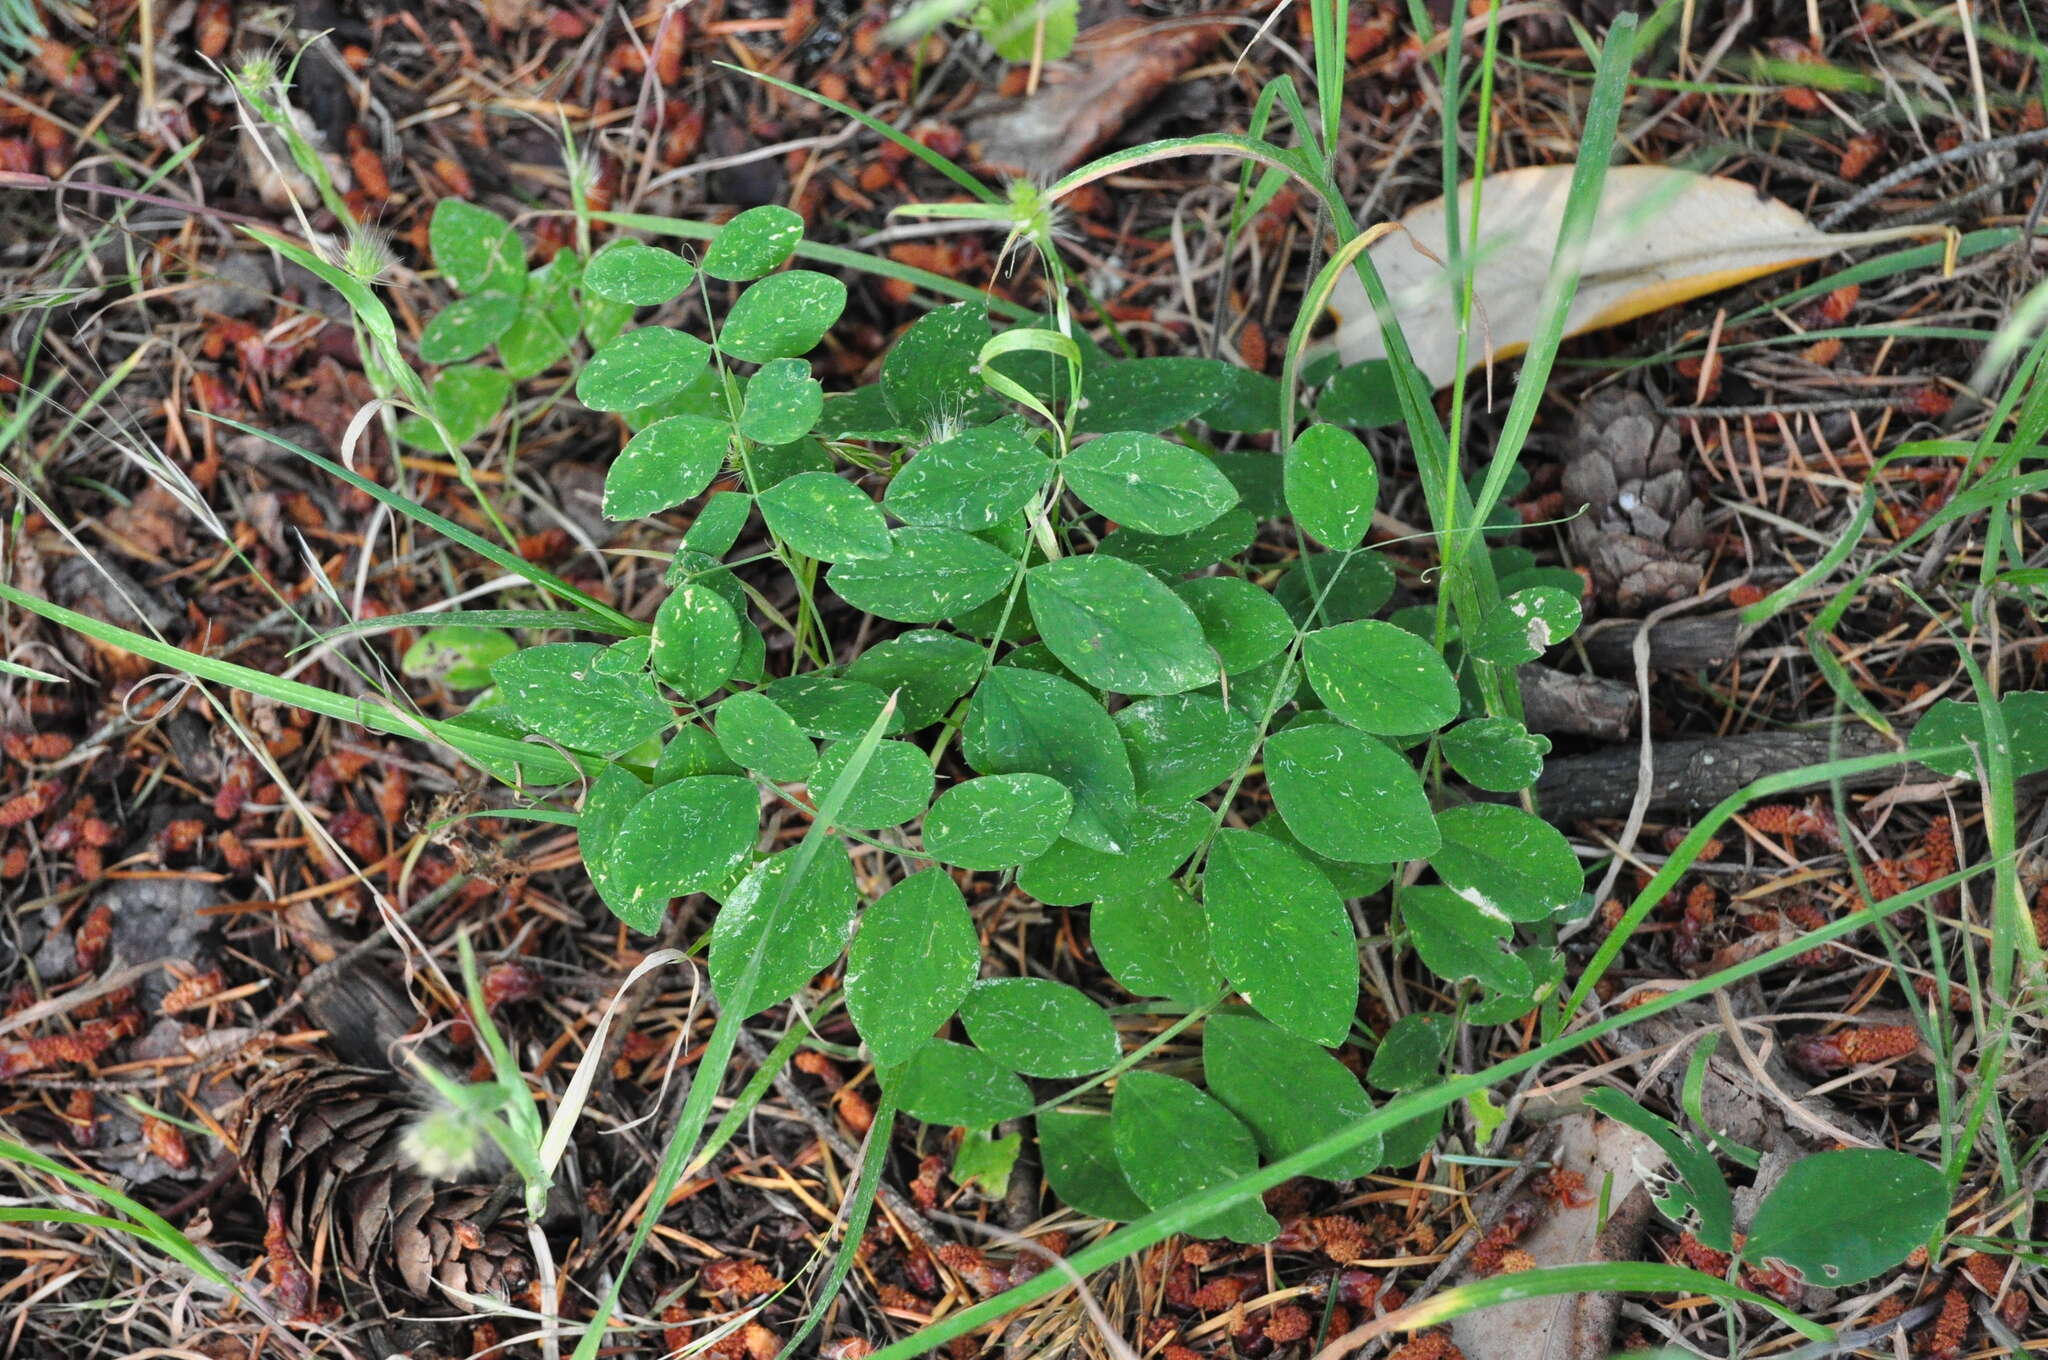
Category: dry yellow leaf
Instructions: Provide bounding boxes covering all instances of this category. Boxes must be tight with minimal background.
[1327,164,1938,388]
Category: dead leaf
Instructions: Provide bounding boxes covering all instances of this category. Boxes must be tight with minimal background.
[1329,165,1936,387]
[1450,1112,1661,1360]
[972,16,1228,179]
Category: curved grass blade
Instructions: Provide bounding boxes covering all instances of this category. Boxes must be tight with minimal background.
[201,414,642,635]
[0,581,584,785]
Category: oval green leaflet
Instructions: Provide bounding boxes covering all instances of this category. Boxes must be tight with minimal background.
[418,293,521,365]
[1111,1072,1278,1244]
[1090,882,1218,1006]
[846,869,980,1067]
[585,239,697,306]
[806,737,933,829]
[737,358,824,446]
[700,204,804,281]
[1203,829,1358,1047]
[827,527,1015,623]
[490,642,671,753]
[577,327,712,412]
[923,773,1074,870]
[757,470,892,562]
[602,414,730,520]
[890,1039,1032,1129]
[1284,422,1380,550]
[719,270,846,362]
[1063,431,1238,535]
[650,583,742,699]
[1301,618,1461,734]
[429,199,525,295]
[958,977,1120,1079]
[714,689,817,782]
[1027,555,1218,696]
[1202,1013,1382,1180]
[883,423,1051,531]
[1264,722,1440,864]
[708,844,858,1017]
[1468,586,1584,665]
[1428,803,1583,923]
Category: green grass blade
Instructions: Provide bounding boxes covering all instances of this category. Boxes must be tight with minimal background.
[0,1137,228,1284]
[728,65,1000,205]
[0,581,584,784]
[201,414,642,635]
[295,609,636,651]
[1382,1262,1827,1341]
[775,1096,899,1359]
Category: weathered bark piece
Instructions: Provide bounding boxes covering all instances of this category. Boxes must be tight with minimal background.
[1572,611,1746,674]
[1533,726,1908,821]
[1517,663,1638,740]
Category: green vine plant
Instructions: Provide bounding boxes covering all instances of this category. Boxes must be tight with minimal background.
[0,4,2002,1355]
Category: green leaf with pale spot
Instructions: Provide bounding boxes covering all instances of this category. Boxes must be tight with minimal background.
[959,977,1119,1078]
[683,490,753,557]
[1203,1013,1381,1179]
[844,631,985,732]
[499,257,580,378]
[1203,829,1357,1046]
[395,364,511,452]
[1114,692,1256,803]
[1317,360,1403,430]
[701,204,803,281]
[1468,586,1583,665]
[1175,576,1291,674]
[1265,722,1439,863]
[1428,803,1582,923]
[709,845,858,1015]
[1063,431,1237,535]
[585,239,696,305]
[490,642,671,752]
[1018,801,1204,906]
[418,293,521,364]
[719,271,846,362]
[847,869,980,1066]
[594,774,758,931]
[738,358,823,446]
[923,773,1072,870]
[1111,1072,1278,1243]
[1091,882,1218,1006]
[1075,357,1234,434]
[430,199,524,295]
[1302,619,1460,734]
[602,414,729,519]
[715,690,816,781]
[1442,717,1550,793]
[807,738,933,829]
[976,0,1078,61]
[828,527,1014,623]
[882,303,1000,430]
[884,423,1050,531]
[1402,883,1534,997]
[761,674,889,738]
[963,666,1135,853]
[1285,422,1380,550]
[650,583,742,699]
[402,626,513,690]
[1744,1150,1946,1285]
[892,1040,1032,1128]
[578,328,713,412]
[1028,556,1218,696]
[1038,1109,1148,1221]
[757,471,891,562]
